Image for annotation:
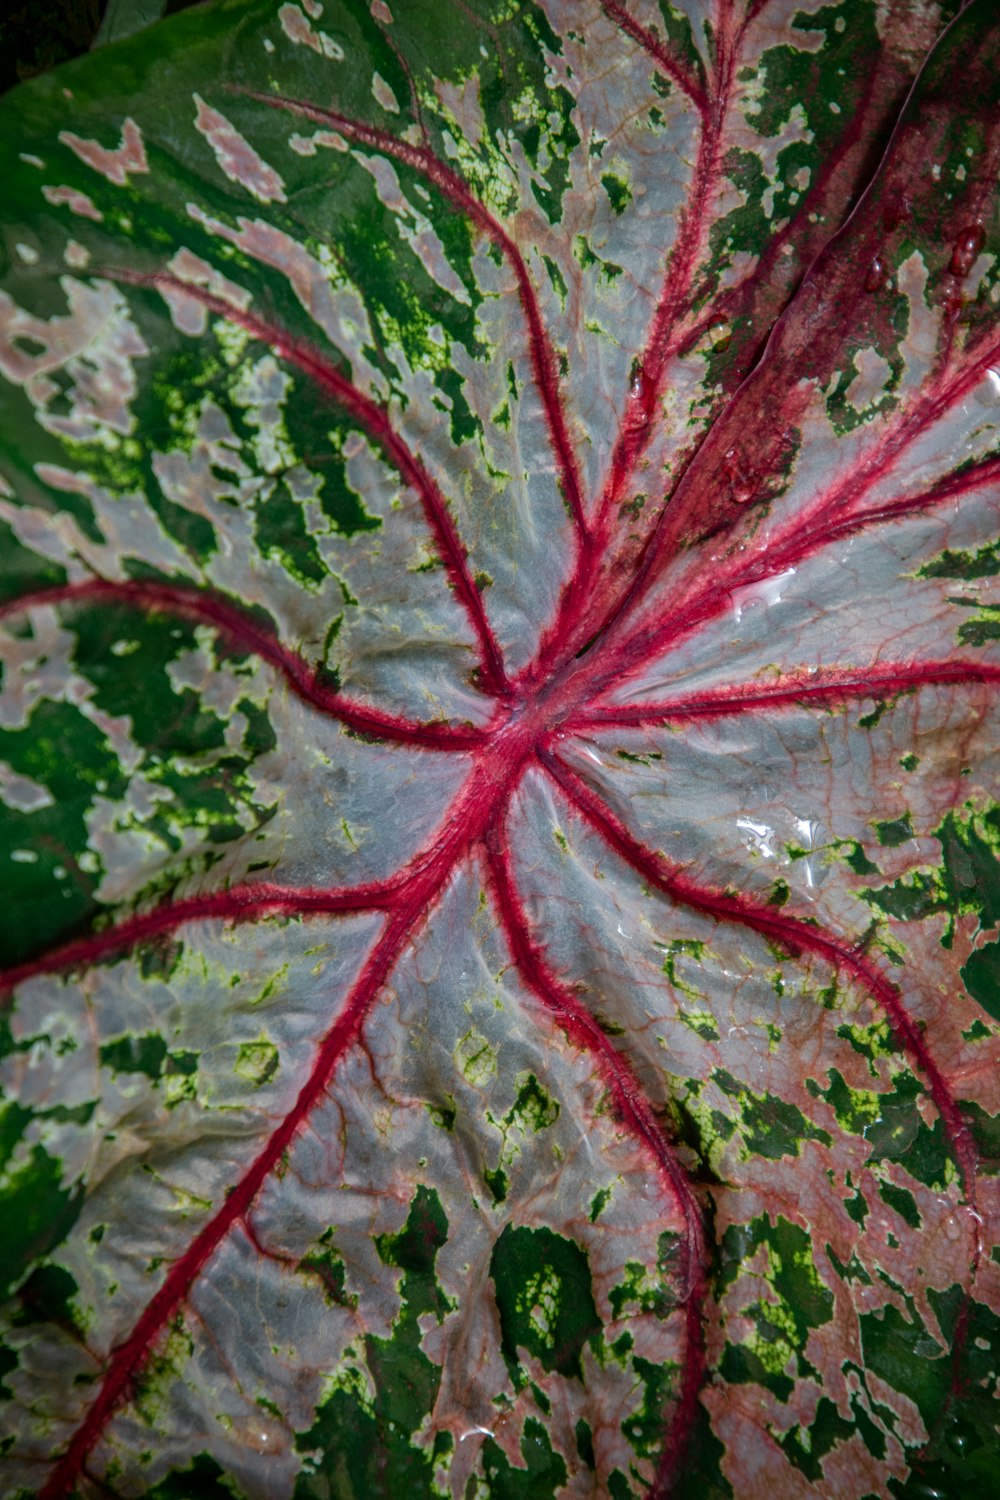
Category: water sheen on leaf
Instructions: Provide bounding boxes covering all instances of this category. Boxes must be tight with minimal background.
[0,1,998,1497]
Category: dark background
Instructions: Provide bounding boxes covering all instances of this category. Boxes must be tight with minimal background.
[0,0,203,96]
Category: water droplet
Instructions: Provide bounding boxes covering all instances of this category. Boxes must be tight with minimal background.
[794,816,823,849]
[949,223,985,278]
[628,365,649,426]
[973,366,1000,408]
[944,1212,963,1241]
[737,817,778,859]
[720,446,759,505]
[731,567,797,623]
[865,254,886,293]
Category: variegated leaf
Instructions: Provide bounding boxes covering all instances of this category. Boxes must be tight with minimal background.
[0,2,998,1497]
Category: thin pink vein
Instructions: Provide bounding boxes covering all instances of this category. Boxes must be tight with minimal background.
[0,878,399,1004]
[101,266,511,697]
[524,7,731,686]
[36,905,417,1500]
[485,827,707,1500]
[0,579,487,749]
[591,384,1000,695]
[231,87,589,547]
[598,1,709,114]
[31,723,541,1497]
[574,659,1000,729]
[540,745,981,1213]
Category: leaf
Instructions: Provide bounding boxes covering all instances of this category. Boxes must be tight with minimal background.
[0,1,997,1496]
[92,0,174,50]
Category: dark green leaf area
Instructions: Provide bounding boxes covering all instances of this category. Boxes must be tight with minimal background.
[478,1417,568,1499]
[490,1224,600,1387]
[609,1232,682,1321]
[482,1076,559,1205]
[875,813,913,848]
[674,1398,734,1499]
[708,0,880,291]
[920,538,1000,581]
[11,1261,81,1334]
[279,406,382,541]
[960,1100,1000,1174]
[395,0,580,225]
[0,518,66,604]
[957,610,1000,648]
[879,1180,921,1230]
[295,1186,452,1499]
[620,1353,678,1464]
[863,807,1000,951]
[144,1451,236,1500]
[330,208,481,420]
[719,1215,833,1400]
[747,2,879,152]
[99,1031,199,1101]
[484,1166,508,1204]
[807,1068,950,1190]
[251,478,327,590]
[0,1099,84,1301]
[298,1228,356,1311]
[778,1396,855,1483]
[712,1068,833,1159]
[859,1301,948,1433]
[655,1,707,89]
[70,603,225,749]
[0,1336,17,1401]
[0,699,126,965]
[960,940,1000,1020]
[660,1076,732,1184]
[887,1289,1000,1500]
[294,1379,438,1500]
[64,601,278,857]
[843,838,881,876]
[574,1416,595,1470]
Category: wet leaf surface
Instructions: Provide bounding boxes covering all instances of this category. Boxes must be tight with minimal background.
[0,1,998,1496]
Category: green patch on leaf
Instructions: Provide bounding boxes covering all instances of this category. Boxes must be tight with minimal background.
[874,812,913,847]
[609,1232,681,1320]
[860,1302,948,1431]
[719,1214,834,1399]
[713,1069,832,1159]
[101,1031,168,1079]
[600,172,632,215]
[480,1416,568,1498]
[879,1180,921,1229]
[961,939,1000,1019]
[297,1186,452,1497]
[299,1230,356,1311]
[233,1037,280,1087]
[490,1223,600,1386]
[145,1452,237,1500]
[778,1395,855,1483]
[0,1102,84,1300]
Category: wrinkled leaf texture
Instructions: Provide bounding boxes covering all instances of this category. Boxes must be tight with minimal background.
[0,0,998,1496]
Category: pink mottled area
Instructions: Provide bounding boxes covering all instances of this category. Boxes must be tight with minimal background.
[40,184,103,221]
[58,118,148,185]
[193,96,288,204]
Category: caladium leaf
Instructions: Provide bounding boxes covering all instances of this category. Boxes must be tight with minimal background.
[0,0,998,1495]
